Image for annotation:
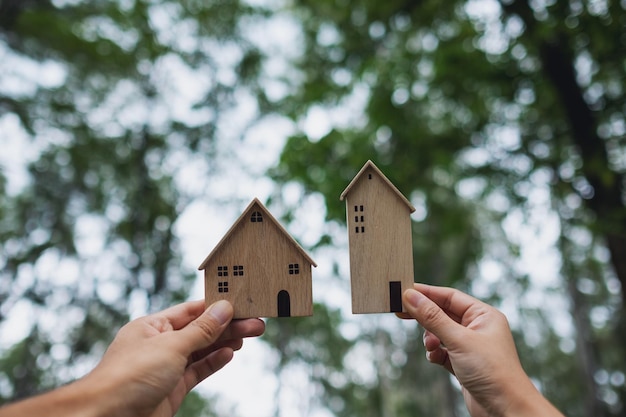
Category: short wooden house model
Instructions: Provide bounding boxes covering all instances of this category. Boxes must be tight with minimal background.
[198,198,316,319]
[340,160,416,314]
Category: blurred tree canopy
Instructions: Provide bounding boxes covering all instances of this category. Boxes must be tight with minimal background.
[0,0,267,414]
[0,0,625,417]
[268,0,625,416]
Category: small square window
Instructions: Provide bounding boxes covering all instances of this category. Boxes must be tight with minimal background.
[359,205,364,212]
[251,211,263,222]
[233,265,244,276]
[354,205,358,212]
[218,281,229,293]
[288,263,300,275]
[217,266,228,277]
[355,227,359,233]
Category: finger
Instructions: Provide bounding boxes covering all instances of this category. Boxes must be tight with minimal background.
[412,284,481,324]
[188,338,244,365]
[186,318,263,365]
[184,347,235,391]
[426,346,447,365]
[423,330,441,352]
[403,289,465,347]
[219,339,244,352]
[426,346,455,375]
[423,329,454,375]
[175,300,234,355]
[217,318,265,342]
[156,300,207,330]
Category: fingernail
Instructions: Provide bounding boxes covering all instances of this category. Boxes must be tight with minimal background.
[206,300,232,325]
[404,289,424,308]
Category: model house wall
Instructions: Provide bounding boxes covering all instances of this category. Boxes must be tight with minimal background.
[340,160,416,314]
[198,198,316,319]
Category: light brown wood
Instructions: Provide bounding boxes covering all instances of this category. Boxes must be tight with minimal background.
[340,160,415,314]
[198,198,316,319]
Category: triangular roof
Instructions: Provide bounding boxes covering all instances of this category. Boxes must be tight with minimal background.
[340,160,416,213]
[198,198,317,270]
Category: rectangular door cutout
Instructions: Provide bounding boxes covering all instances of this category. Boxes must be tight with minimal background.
[389,281,402,312]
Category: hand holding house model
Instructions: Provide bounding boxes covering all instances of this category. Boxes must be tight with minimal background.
[200,160,415,318]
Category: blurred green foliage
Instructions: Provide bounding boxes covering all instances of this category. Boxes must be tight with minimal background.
[0,0,625,417]
[268,0,626,416]
[0,0,266,415]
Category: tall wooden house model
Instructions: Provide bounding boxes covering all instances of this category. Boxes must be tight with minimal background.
[340,160,416,314]
[198,198,316,319]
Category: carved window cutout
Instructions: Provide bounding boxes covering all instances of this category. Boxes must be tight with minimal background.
[218,281,229,293]
[288,263,300,275]
[251,211,263,222]
[217,266,228,277]
[233,265,244,276]
[354,206,365,233]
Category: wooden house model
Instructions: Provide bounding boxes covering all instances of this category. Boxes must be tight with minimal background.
[340,160,416,314]
[198,198,316,319]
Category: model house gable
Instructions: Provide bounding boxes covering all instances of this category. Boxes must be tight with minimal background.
[340,160,416,213]
[199,198,316,319]
[198,198,316,271]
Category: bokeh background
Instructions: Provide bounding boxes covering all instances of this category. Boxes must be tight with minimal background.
[1,0,625,416]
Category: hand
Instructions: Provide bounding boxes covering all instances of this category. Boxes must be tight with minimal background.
[400,283,563,417]
[0,300,264,417]
[86,299,265,417]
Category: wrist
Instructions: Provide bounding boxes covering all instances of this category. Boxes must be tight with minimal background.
[53,376,114,417]
[500,376,564,417]
[74,369,125,417]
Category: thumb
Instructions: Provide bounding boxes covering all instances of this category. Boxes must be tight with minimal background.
[176,300,234,355]
[403,289,463,347]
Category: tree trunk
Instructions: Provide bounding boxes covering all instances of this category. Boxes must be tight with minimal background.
[563,246,606,417]
[539,39,626,298]
[501,0,626,303]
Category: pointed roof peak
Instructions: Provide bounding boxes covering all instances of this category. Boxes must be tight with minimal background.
[340,160,415,212]
[198,198,317,270]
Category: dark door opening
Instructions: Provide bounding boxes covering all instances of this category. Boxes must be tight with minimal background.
[389,281,402,313]
[277,290,291,317]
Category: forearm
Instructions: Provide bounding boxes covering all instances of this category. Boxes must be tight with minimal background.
[0,376,113,417]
